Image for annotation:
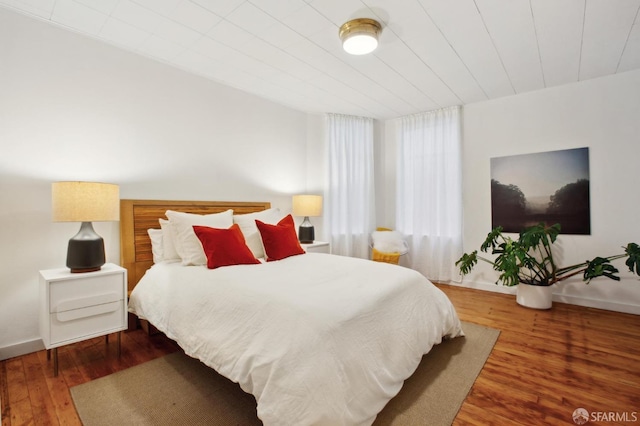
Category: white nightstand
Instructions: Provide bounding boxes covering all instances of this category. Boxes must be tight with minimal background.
[39,263,128,376]
[301,241,331,254]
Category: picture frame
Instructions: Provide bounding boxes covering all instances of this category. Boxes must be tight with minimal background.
[490,147,590,234]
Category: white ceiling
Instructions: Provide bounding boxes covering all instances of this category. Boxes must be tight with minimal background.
[3,0,640,119]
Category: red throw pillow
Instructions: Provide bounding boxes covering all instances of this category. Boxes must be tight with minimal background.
[256,214,305,261]
[193,224,260,269]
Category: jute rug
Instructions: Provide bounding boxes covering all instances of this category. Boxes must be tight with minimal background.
[71,321,499,426]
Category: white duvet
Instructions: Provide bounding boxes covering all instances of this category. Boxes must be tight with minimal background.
[128,253,463,425]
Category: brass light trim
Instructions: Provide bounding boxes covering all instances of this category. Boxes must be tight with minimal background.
[339,18,382,55]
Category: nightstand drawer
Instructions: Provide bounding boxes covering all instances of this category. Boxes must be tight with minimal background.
[49,273,123,313]
[50,302,124,344]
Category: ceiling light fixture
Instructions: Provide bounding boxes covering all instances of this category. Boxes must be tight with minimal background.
[339,18,382,55]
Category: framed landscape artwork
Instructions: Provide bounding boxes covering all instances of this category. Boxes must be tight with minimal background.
[490,147,591,234]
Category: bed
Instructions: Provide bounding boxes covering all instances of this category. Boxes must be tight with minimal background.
[122,199,463,426]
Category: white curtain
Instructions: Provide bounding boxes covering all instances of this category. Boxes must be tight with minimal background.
[396,106,463,281]
[325,114,375,259]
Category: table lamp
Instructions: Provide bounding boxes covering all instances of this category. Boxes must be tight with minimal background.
[52,182,119,273]
[292,195,322,244]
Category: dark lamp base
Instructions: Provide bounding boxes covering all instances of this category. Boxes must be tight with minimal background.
[66,222,106,273]
[70,266,102,274]
[298,225,315,244]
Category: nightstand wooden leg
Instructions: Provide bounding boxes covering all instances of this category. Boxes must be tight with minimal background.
[47,349,51,360]
[105,334,109,344]
[53,348,58,377]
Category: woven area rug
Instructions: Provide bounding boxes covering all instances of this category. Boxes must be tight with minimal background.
[71,321,499,426]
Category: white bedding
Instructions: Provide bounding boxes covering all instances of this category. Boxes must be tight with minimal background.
[128,253,463,425]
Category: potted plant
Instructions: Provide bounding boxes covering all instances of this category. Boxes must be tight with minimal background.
[455,223,640,309]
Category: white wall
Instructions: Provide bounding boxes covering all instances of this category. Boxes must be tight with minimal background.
[304,114,326,240]
[461,70,640,313]
[0,8,311,359]
[380,69,640,314]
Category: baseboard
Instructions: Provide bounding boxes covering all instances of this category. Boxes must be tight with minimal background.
[552,293,640,315]
[444,279,516,295]
[0,338,44,361]
[444,280,640,315]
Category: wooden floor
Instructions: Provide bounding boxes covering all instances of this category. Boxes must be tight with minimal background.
[1,284,639,425]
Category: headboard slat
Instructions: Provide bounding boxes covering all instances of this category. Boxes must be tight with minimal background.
[120,199,271,291]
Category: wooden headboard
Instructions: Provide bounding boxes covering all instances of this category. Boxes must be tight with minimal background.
[120,199,271,291]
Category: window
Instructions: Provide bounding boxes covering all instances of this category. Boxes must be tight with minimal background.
[396,106,462,281]
[325,114,375,258]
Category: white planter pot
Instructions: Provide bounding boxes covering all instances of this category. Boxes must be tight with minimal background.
[516,283,554,309]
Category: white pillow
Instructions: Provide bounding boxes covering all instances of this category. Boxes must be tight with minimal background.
[233,208,283,259]
[159,219,181,263]
[371,230,407,253]
[166,209,234,265]
[147,228,164,264]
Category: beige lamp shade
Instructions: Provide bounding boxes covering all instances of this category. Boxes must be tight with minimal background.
[292,195,323,217]
[52,182,120,222]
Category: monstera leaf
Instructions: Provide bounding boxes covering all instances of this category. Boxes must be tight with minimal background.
[583,257,620,283]
[625,243,640,275]
[480,226,504,252]
[492,242,521,286]
[455,251,478,275]
[518,223,560,250]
